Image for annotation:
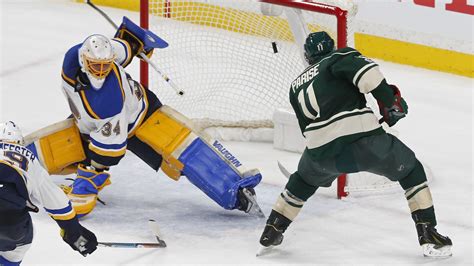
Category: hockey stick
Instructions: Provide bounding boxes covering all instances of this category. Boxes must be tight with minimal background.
[148,219,167,247]
[98,242,165,248]
[277,161,291,179]
[98,219,166,248]
[85,0,118,28]
[85,0,185,96]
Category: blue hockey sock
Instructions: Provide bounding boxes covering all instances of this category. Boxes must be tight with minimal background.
[0,255,21,266]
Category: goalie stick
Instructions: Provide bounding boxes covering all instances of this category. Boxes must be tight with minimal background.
[98,219,166,249]
[85,0,184,96]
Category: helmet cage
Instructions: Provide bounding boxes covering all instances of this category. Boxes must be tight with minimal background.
[81,54,115,80]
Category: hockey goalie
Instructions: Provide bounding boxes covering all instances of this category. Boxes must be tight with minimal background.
[25,17,263,218]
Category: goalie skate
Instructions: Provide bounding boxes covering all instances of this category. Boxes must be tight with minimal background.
[237,188,265,218]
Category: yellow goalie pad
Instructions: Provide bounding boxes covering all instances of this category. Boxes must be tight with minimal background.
[25,119,86,175]
[135,105,200,181]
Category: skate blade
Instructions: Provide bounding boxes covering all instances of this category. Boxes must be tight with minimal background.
[256,245,274,257]
[242,189,266,218]
[422,244,452,258]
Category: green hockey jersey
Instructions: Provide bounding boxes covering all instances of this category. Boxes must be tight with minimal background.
[289,47,386,159]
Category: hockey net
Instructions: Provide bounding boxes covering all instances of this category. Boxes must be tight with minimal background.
[142,0,356,129]
[140,0,414,198]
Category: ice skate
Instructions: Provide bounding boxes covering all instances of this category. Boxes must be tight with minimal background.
[256,210,291,256]
[416,223,452,258]
[237,188,265,218]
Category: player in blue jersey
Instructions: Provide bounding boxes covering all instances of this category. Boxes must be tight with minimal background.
[258,32,452,257]
[50,17,263,218]
[0,121,97,266]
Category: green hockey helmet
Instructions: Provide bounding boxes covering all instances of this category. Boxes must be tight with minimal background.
[304,31,335,64]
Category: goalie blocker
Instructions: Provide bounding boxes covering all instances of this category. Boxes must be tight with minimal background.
[24,106,263,213]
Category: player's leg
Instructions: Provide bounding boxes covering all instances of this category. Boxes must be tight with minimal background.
[260,151,338,247]
[351,133,452,257]
[127,87,164,171]
[0,244,31,266]
[0,213,34,265]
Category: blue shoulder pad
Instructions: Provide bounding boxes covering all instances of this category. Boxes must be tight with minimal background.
[116,16,168,49]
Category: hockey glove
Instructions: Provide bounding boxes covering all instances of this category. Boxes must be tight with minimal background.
[377,85,408,127]
[66,164,111,218]
[58,217,98,256]
[114,16,168,58]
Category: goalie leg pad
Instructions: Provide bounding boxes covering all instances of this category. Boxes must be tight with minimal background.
[25,119,85,175]
[135,106,262,209]
[179,138,262,209]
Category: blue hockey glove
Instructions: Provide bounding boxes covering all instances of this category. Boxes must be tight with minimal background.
[378,85,408,127]
[65,164,111,218]
[114,16,168,58]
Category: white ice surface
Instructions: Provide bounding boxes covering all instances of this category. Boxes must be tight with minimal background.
[0,0,473,265]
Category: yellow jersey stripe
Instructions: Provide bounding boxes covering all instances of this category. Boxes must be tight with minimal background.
[50,211,76,221]
[112,64,125,102]
[79,90,101,119]
[61,70,76,86]
[89,144,127,157]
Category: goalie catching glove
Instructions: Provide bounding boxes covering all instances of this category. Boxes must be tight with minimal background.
[114,16,168,59]
[63,164,111,218]
[377,85,408,127]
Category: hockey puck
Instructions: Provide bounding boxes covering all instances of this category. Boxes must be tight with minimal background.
[272,42,278,53]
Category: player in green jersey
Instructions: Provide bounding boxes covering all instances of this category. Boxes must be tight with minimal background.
[258,32,452,257]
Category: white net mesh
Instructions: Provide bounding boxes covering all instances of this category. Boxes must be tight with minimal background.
[148,0,356,128]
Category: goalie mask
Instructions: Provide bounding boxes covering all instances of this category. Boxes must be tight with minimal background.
[304,31,335,65]
[79,34,115,90]
[0,121,24,145]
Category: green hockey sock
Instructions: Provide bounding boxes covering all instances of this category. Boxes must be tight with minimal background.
[405,182,437,226]
[399,159,427,190]
[286,172,318,201]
